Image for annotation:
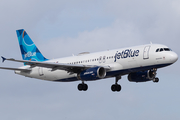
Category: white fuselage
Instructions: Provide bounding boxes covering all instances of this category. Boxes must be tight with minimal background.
[15,44,178,82]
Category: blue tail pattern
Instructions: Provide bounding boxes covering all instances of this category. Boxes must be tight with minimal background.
[16,29,48,62]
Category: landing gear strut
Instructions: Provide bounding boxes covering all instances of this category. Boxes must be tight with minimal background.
[151,68,159,83]
[111,75,121,92]
[78,81,88,91]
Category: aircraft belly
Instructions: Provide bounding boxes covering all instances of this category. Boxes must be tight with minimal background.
[44,69,77,81]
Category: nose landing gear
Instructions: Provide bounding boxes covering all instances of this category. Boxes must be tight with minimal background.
[153,77,159,83]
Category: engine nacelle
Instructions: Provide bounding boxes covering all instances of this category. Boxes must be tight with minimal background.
[128,70,156,82]
[77,67,106,81]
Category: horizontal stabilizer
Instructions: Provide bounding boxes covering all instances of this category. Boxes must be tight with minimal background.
[1,56,6,62]
[0,67,31,71]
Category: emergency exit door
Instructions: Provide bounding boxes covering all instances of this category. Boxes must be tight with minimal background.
[38,67,44,76]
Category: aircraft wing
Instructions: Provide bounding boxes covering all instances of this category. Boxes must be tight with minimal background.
[1,57,111,73]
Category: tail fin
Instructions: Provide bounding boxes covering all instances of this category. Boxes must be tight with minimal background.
[16,29,48,62]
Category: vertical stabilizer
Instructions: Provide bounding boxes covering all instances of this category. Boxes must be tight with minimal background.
[16,29,48,62]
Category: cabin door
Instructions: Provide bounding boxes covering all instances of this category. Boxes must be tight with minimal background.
[143,46,151,59]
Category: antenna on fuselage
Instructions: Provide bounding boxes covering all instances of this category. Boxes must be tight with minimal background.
[150,41,153,44]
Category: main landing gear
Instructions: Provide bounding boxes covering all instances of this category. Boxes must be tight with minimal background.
[77,76,122,92]
[78,81,88,91]
[111,75,122,92]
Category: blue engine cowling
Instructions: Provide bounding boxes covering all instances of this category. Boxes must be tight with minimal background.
[77,67,106,81]
[128,70,156,82]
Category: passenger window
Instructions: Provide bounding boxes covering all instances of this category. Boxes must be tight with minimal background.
[103,56,106,63]
[99,56,102,61]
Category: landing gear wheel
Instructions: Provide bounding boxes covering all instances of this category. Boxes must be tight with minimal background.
[111,84,116,92]
[116,84,121,92]
[78,84,83,91]
[153,77,159,83]
[83,84,88,91]
[78,83,88,91]
[111,84,121,92]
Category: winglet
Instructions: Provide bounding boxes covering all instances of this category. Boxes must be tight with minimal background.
[1,56,6,62]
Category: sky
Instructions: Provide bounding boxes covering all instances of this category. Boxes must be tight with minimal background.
[0,0,180,119]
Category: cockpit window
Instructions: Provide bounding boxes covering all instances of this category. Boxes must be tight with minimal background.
[160,48,163,52]
[156,49,159,52]
[156,48,172,52]
[164,48,171,51]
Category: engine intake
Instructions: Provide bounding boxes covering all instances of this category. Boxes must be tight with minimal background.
[78,67,106,81]
[128,70,156,82]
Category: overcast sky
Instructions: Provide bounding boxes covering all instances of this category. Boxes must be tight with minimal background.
[0,0,180,120]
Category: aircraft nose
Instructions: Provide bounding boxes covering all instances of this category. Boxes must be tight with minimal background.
[170,52,178,63]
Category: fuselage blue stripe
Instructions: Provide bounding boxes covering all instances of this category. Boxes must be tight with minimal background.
[53,63,171,82]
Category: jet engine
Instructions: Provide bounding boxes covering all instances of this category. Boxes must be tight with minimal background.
[77,67,106,81]
[128,70,156,82]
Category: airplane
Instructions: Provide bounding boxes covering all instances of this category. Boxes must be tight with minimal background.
[0,29,178,92]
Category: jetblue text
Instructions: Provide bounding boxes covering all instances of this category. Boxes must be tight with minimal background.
[114,49,139,62]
